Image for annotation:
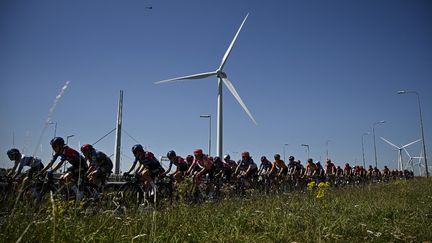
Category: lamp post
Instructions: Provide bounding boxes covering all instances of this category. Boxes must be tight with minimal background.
[372,120,385,168]
[66,134,75,145]
[283,144,289,162]
[362,132,370,168]
[325,140,331,160]
[301,144,310,159]
[48,121,57,138]
[200,115,211,156]
[398,90,429,177]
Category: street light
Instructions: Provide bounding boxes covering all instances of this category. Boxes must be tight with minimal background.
[200,115,211,156]
[362,132,370,168]
[283,144,289,162]
[398,90,429,177]
[48,121,57,138]
[301,144,310,159]
[66,134,75,145]
[325,140,331,160]
[373,120,386,168]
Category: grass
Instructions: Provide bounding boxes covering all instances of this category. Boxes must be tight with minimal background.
[1,178,431,242]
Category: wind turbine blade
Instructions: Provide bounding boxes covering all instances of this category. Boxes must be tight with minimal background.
[155,71,217,84]
[401,139,421,149]
[403,148,412,158]
[380,137,400,149]
[222,77,257,125]
[219,13,249,71]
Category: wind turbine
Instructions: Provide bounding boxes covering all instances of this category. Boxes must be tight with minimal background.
[380,137,421,170]
[155,14,257,158]
[403,147,423,175]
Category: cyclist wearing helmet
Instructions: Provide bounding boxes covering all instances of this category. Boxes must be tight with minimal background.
[185,155,194,168]
[126,144,165,189]
[6,148,44,182]
[162,150,188,182]
[258,156,272,176]
[343,163,352,177]
[41,137,88,185]
[80,144,113,187]
[325,159,336,176]
[186,149,214,185]
[222,154,236,181]
[304,159,317,178]
[287,156,301,175]
[235,151,258,179]
[223,154,238,171]
[269,154,288,178]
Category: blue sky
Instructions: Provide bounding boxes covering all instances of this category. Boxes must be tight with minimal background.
[1,0,431,173]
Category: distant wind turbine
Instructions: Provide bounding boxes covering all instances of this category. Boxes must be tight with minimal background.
[403,147,423,174]
[155,14,257,158]
[380,137,421,170]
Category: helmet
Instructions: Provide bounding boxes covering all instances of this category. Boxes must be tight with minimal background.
[307,158,313,163]
[274,154,281,160]
[80,144,93,153]
[50,137,65,147]
[289,156,295,161]
[213,156,221,163]
[223,154,230,160]
[132,144,144,154]
[7,148,20,159]
[167,150,177,159]
[186,155,194,163]
[260,156,267,162]
[241,151,250,158]
[193,149,203,156]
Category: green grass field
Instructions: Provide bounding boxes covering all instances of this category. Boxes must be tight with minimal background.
[1,178,431,242]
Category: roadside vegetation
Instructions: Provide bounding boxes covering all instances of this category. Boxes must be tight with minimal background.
[1,178,431,242]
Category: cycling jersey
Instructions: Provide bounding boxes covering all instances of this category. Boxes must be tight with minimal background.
[169,156,188,172]
[238,157,257,171]
[135,151,163,171]
[259,159,272,171]
[194,156,213,170]
[16,154,43,170]
[224,159,238,170]
[52,146,87,171]
[94,151,113,174]
[14,154,44,177]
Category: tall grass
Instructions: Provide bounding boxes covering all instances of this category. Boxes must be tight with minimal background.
[1,178,431,242]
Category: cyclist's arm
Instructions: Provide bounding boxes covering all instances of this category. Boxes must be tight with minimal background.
[51,159,66,173]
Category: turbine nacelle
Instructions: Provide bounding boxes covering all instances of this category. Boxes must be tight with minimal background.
[217,71,227,79]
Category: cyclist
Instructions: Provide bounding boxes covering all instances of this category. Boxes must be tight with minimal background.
[80,144,113,188]
[343,163,352,177]
[162,150,188,182]
[269,154,288,178]
[41,137,88,184]
[258,156,273,176]
[335,165,343,177]
[7,148,44,183]
[186,149,214,185]
[185,155,194,168]
[304,159,317,178]
[325,160,336,176]
[315,161,325,180]
[125,144,165,190]
[235,151,258,180]
[41,137,88,200]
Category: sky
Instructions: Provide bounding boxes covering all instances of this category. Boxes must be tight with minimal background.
[1,0,431,174]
